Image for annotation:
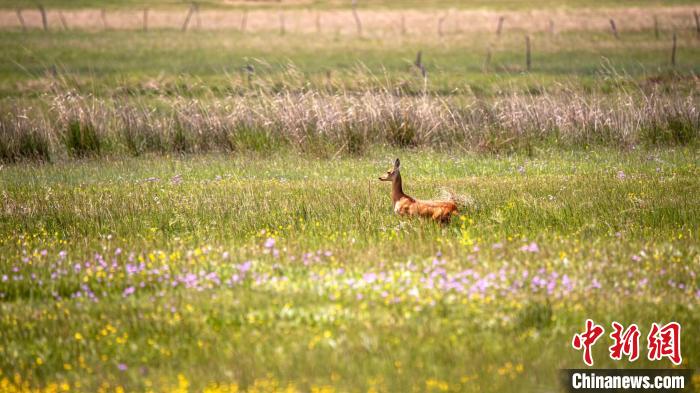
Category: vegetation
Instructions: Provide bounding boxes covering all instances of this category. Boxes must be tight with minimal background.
[1,150,699,392]
[0,2,698,392]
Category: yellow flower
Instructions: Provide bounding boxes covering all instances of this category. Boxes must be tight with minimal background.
[74,332,83,341]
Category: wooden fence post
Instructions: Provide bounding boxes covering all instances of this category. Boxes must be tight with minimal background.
[414,50,426,77]
[15,8,26,31]
[351,0,362,36]
[496,16,504,36]
[101,8,108,30]
[182,3,196,32]
[316,12,321,33]
[671,32,677,66]
[38,5,48,31]
[240,9,247,32]
[143,8,148,32]
[400,14,406,35]
[694,11,700,38]
[58,11,68,30]
[653,15,659,39]
[525,35,531,71]
[609,18,619,39]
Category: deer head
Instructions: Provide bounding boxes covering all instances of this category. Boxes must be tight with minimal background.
[378,158,400,182]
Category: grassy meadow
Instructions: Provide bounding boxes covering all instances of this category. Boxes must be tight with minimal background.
[1,1,699,392]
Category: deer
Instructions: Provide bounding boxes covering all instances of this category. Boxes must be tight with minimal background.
[378,158,458,223]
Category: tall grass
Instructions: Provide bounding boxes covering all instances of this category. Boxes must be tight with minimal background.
[1,87,697,162]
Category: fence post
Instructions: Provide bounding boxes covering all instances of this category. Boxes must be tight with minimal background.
[609,18,619,39]
[15,8,26,31]
[694,11,700,38]
[414,50,426,77]
[58,11,68,30]
[38,5,48,31]
[101,8,108,30]
[400,14,406,35]
[496,16,504,36]
[143,8,148,32]
[240,9,247,32]
[671,32,677,66]
[352,0,362,36]
[525,35,531,71]
[316,12,321,33]
[182,3,196,32]
[653,15,659,39]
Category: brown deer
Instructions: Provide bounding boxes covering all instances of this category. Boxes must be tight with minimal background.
[378,158,458,223]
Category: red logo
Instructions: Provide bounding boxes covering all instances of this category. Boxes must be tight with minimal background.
[572,319,605,366]
[572,320,682,366]
[609,322,640,362]
[647,322,682,365]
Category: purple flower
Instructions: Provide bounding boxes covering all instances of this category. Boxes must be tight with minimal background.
[519,242,539,253]
[631,254,641,262]
[118,363,127,371]
[617,170,626,180]
[363,272,377,283]
[123,286,135,297]
[264,238,276,249]
[238,261,252,273]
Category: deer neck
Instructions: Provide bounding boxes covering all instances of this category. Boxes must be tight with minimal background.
[392,172,407,204]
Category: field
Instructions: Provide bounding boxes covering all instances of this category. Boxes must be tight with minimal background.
[1,0,699,392]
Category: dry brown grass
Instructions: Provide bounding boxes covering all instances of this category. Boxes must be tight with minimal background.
[1,6,697,35]
[2,87,697,162]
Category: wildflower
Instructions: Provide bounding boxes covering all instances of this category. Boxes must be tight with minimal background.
[617,170,626,180]
[123,286,135,297]
[264,238,276,249]
[238,261,252,273]
[118,363,128,371]
[520,242,539,253]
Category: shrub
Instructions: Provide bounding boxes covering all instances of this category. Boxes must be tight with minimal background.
[63,120,101,158]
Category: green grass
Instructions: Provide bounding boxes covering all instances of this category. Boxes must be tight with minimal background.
[2,29,699,97]
[0,3,699,391]
[0,148,698,391]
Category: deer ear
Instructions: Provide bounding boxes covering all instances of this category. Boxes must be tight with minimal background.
[394,158,400,169]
